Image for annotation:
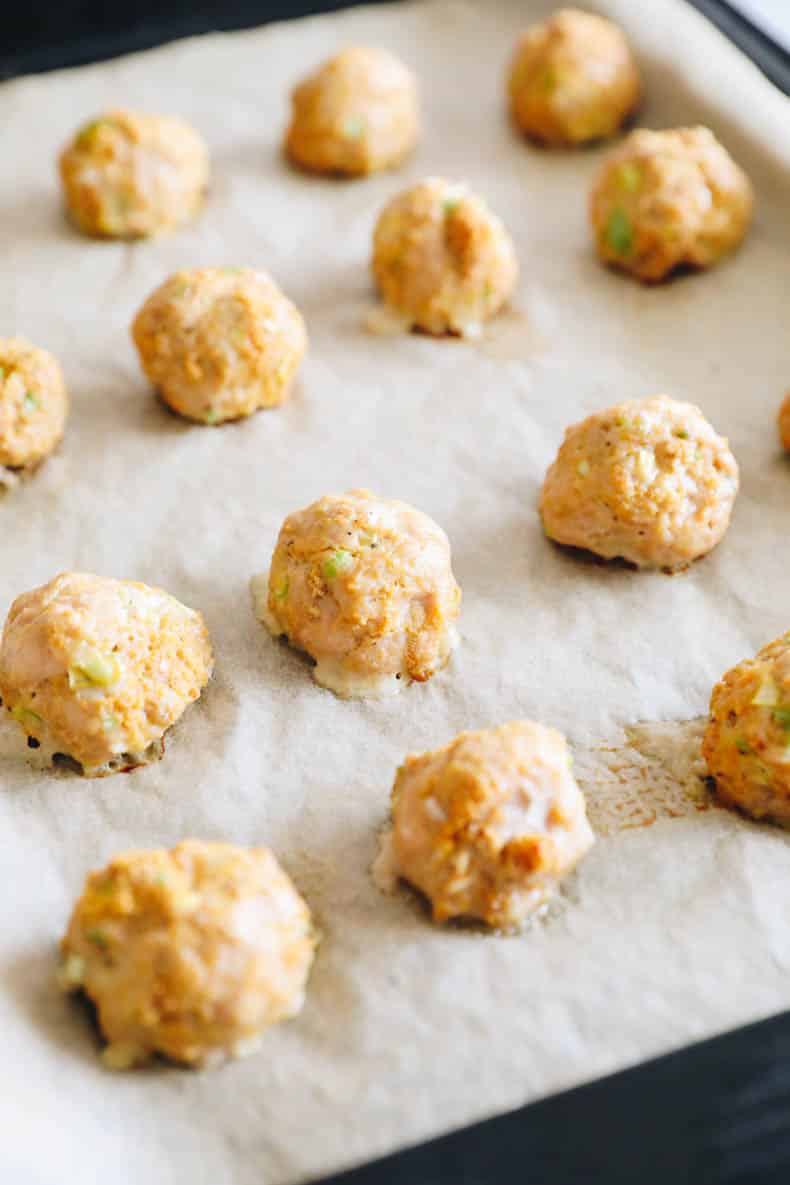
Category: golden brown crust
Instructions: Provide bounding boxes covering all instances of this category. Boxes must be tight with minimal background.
[507,8,640,146]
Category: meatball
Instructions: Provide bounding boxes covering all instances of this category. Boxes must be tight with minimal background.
[131,268,307,424]
[778,393,790,452]
[253,488,461,698]
[59,840,315,1069]
[703,634,790,826]
[507,8,640,147]
[590,126,753,282]
[371,177,518,337]
[0,337,68,479]
[59,109,209,239]
[0,572,213,776]
[285,46,419,177]
[540,396,738,571]
[389,720,594,927]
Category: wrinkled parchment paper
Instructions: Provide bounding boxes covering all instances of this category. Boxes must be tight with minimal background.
[2,2,790,1181]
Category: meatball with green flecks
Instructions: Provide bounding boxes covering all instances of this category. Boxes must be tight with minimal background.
[59,109,209,238]
[388,720,594,928]
[590,126,753,281]
[132,268,307,425]
[703,633,790,826]
[507,8,640,147]
[0,571,213,776]
[540,395,739,570]
[371,177,518,337]
[0,337,68,484]
[252,488,461,699]
[59,840,316,1069]
[285,47,419,177]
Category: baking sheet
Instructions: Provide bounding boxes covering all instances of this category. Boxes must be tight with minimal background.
[2,1,790,1182]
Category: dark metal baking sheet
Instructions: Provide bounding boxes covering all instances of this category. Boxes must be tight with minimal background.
[2,3,789,1183]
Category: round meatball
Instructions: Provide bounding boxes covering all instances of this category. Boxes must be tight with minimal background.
[590,126,753,282]
[507,9,640,147]
[389,720,594,927]
[0,572,213,776]
[0,337,68,475]
[540,396,739,571]
[285,46,419,177]
[253,488,461,698]
[778,393,790,452]
[372,177,518,337]
[703,633,790,826]
[59,840,315,1069]
[131,268,307,424]
[59,109,209,239]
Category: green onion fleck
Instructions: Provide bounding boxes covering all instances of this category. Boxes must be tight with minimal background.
[23,391,40,413]
[443,197,460,215]
[86,928,108,948]
[540,67,557,93]
[322,549,353,581]
[342,116,365,139]
[752,676,779,707]
[274,576,289,600]
[205,407,220,424]
[75,118,109,148]
[605,208,633,255]
[11,704,42,726]
[68,650,120,690]
[735,736,752,755]
[617,162,642,193]
[773,706,790,730]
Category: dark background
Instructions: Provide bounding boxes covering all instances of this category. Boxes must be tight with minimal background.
[2,0,790,88]
[3,2,790,1182]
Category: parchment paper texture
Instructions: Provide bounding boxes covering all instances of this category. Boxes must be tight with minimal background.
[2,2,790,1182]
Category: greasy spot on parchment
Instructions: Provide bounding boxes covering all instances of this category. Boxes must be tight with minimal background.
[576,718,711,837]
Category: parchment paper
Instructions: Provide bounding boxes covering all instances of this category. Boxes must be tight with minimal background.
[2,2,790,1182]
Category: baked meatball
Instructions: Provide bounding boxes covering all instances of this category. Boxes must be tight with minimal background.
[0,337,68,481]
[507,8,640,147]
[778,393,790,452]
[285,46,419,176]
[59,109,209,239]
[371,177,518,337]
[59,840,316,1069]
[389,720,594,927]
[253,488,461,698]
[132,268,307,424]
[590,126,753,281]
[540,395,739,571]
[0,572,213,776]
[703,633,790,826]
